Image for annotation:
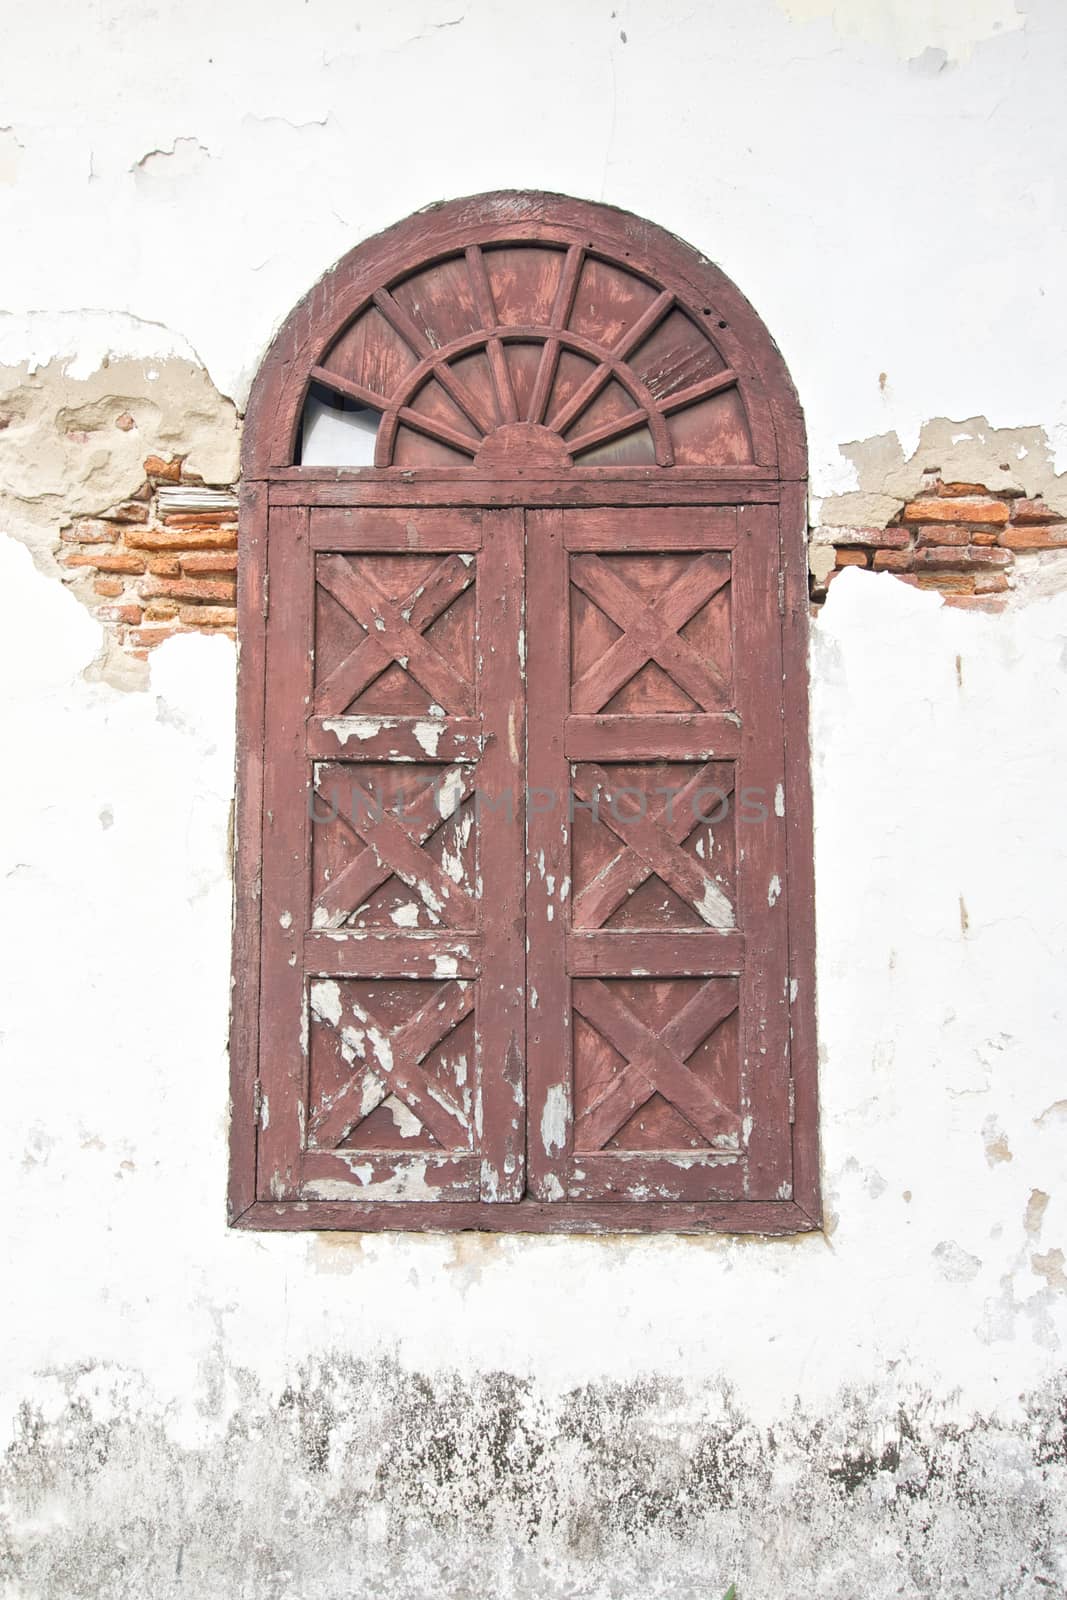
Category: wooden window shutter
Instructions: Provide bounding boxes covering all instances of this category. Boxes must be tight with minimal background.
[230,192,818,1235]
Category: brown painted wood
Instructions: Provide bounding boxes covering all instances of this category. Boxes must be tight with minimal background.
[249,505,526,1210]
[235,1198,818,1235]
[242,194,806,481]
[227,479,268,1223]
[271,478,781,508]
[522,507,794,1208]
[231,191,816,1234]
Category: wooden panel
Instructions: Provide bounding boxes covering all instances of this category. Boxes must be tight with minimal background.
[236,1199,819,1235]
[565,714,741,762]
[253,507,525,1207]
[525,506,793,1208]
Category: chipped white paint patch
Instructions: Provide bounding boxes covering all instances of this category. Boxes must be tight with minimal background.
[386,1097,423,1140]
[413,720,444,757]
[774,784,785,818]
[309,979,342,1027]
[389,903,420,928]
[322,716,383,745]
[697,881,734,927]
[540,1084,568,1156]
[767,875,782,908]
[436,769,465,818]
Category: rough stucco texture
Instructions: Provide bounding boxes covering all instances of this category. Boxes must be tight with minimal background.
[2,0,1067,1593]
[1,536,1065,1596]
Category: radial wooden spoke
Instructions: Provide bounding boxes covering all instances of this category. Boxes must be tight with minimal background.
[659,369,739,414]
[316,555,476,715]
[528,245,584,423]
[573,764,735,930]
[574,979,739,1150]
[549,293,672,436]
[547,361,614,438]
[372,288,434,359]
[574,765,735,928]
[309,366,387,412]
[396,406,480,459]
[465,245,518,425]
[565,407,650,458]
[314,554,474,717]
[372,288,495,436]
[613,289,674,360]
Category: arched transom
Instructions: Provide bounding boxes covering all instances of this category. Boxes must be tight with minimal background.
[300,243,754,470]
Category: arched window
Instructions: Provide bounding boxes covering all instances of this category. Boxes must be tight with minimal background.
[229,192,817,1234]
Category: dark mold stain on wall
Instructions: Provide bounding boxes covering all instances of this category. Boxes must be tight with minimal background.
[1,1358,1065,1598]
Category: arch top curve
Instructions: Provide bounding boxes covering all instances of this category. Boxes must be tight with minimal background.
[242,191,806,483]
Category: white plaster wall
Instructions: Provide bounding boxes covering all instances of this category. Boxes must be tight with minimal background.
[1,1,1066,1594]
[1,0,1065,495]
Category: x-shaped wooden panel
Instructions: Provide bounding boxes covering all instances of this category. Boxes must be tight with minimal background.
[571,764,734,928]
[570,552,730,713]
[574,978,740,1151]
[309,980,473,1150]
[314,553,476,716]
[573,763,735,930]
[312,767,477,929]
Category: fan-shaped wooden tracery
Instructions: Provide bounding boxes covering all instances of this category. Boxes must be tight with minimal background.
[300,241,755,470]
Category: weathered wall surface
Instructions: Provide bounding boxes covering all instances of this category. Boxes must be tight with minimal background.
[1,1,1066,1596]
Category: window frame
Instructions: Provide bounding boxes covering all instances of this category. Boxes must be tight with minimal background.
[228,192,818,1235]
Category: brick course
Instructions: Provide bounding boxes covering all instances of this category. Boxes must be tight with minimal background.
[58,457,239,655]
[813,480,1067,611]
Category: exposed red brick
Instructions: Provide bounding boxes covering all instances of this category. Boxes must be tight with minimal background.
[975,572,1011,594]
[179,604,237,628]
[180,550,238,575]
[96,604,144,625]
[147,555,181,576]
[62,548,145,574]
[998,525,1067,550]
[873,550,913,572]
[61,518,113,544]
[143,454,183,483]
[831,527,910,550]
[915,523,970,547]
[918,545,1011,569]
[128,625,181,650]
[161,511,237,527]
[140,575,237,604]
[100,501,150,525]
[126,525,238,551]
[144,600,179,621]
[902,498,1009,526]
[93,577,124,598]
[835,549,869,568]
[1010,498,1063,525]
[93,550,148,574]
[943,595,1008,613]
[915,572,975,594]
[936,480,993,497]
